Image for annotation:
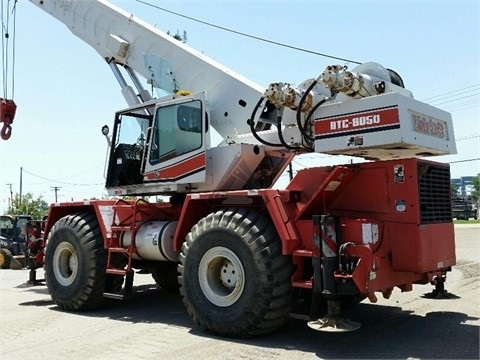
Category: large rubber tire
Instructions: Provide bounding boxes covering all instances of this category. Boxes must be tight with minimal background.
[179,208,292,337]
[0,248,12,269]
[151,262,180,292]
[45,212,107,311]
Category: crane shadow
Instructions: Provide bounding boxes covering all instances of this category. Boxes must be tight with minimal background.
[17,279,479,359]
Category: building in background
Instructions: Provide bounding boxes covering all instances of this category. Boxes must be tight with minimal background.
[451,176,475,197]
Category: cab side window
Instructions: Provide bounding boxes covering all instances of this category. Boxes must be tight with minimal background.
[150,100,202,164]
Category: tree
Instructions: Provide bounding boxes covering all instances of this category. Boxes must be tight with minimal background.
[472,174,480,202]
[6,192,49,219]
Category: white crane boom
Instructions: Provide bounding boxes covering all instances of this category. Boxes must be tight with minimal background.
[27,0,265,140]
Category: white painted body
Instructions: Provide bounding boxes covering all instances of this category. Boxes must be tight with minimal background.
[314,92,456,160]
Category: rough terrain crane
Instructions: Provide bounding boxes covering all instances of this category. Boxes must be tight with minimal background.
[13,0,457,336]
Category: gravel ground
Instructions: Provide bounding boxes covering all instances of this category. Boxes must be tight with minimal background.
[0,225,478,360]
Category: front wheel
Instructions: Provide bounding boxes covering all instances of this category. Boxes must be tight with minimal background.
[179,208,292,337]
[45,212,107,311]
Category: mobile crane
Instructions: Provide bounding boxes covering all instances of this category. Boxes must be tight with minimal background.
[19,0,457,336]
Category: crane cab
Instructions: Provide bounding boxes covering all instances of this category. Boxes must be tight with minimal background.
[105,94,208,196]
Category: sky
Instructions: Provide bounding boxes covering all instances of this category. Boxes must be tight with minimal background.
[0,0,479,211]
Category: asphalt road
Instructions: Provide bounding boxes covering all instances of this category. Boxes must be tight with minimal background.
[0,225,478,360]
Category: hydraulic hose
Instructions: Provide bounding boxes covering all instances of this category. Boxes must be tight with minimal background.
[248,97,284,147]
[303,96,329,147]
[296,80,319,143]
[275,113,301,150]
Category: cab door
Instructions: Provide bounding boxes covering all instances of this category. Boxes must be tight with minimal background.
[142,94,207,185]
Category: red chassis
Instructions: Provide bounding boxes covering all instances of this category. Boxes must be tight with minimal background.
[35,157,455,302]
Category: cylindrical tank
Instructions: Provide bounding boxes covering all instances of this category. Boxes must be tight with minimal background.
[120,221,178,262]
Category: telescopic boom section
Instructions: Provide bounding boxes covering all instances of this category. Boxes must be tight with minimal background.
[27,0,265,140]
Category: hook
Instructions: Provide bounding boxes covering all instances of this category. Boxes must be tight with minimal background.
[1,121,12,140]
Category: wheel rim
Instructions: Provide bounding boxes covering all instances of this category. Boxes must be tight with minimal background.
[198,246,245,307]
[53,242,78,286]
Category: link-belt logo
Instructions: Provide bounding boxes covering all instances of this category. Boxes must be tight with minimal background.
[330,114,381,130]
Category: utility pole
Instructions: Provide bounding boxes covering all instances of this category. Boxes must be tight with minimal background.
[19,167,23,206]
[6,183,13,209]
[51,186,61,202]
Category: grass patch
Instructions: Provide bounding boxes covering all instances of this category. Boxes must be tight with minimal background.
[453,219,480,224]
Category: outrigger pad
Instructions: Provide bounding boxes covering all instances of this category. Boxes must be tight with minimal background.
[307,317,361,332]
[422,290,460,300]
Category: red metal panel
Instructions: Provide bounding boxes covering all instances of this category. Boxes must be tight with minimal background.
[340,217,382,253]
[263,190,301,254]
[285,158,455,296]
[173,196,217,252]
[286,166,356,220]
[388,222,456,273]
[328,165,390,215]
[44,200,115,239]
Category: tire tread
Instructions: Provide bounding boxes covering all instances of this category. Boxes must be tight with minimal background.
[179,207,292,337]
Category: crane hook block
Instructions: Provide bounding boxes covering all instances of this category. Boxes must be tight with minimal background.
[0,98,17,140]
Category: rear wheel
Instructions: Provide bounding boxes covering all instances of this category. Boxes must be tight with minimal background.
[179,208,292,337]
[45,212,107,311]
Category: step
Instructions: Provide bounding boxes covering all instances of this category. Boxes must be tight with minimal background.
[293,249,313,257]
[111,225,133,232]
[292,280,313,289]
[103,292,125,300]
[289,313,310,321]
[106,268,127,276]
[108,247,129,254]
[113,204,135,209]
[103,292,132,300]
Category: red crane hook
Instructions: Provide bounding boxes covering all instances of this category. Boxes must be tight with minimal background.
[0,98,17,141]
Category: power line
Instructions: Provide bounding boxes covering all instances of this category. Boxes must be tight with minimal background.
[421,84,480,102]
[21,168,104,187]
[449,158,480,164]
[429,92,479,107]
[427,89,479,106]
[421,84,479,112]
[135,0,361,65]
[443,102,479,111]
[456,134,480,141]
